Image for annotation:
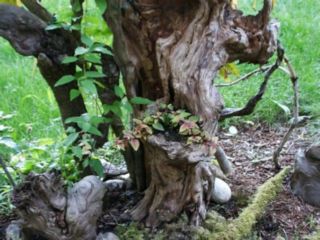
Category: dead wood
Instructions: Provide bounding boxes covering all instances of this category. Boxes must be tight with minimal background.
[105,0,280,225]
[11,172,106,240]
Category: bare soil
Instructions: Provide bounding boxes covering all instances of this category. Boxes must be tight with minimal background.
[218,122,320,239]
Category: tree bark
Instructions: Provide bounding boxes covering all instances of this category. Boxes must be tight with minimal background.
[104,0,279,226]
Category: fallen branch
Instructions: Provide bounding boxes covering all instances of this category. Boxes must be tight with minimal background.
[272,55,300,169]
[220,44,284,120]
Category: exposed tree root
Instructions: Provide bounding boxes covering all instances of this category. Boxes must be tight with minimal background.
[214,146,233,175]
[198,167,290,240]
[272,56,300,169]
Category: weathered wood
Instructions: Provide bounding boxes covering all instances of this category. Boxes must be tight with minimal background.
[131,134,225,227]
[105,0,279,225]
[11,172,106,240]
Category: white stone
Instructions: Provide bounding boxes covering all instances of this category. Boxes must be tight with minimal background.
[211,178,232,203]
[97,232,119,240]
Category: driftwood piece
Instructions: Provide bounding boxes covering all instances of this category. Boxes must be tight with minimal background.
[10,172,106,240]
[291,145,320,207]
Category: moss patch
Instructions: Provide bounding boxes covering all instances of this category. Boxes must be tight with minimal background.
[198,167,290,240]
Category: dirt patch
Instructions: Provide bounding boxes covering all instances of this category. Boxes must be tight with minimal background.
[218,122,320,239]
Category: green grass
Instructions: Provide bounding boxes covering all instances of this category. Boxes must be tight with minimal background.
[219,0,320,124]
[0,39,63,141]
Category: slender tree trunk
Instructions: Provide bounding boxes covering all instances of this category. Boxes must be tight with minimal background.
[104,0,279,226]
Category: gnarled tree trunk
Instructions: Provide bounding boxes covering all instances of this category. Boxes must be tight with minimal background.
[104,0,279,226]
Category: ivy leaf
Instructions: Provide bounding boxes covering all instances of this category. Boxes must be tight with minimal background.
[81,80,97,95]
[62,56,78,64]
[79,122,91,132]
[152,122,164,131]
[87,126,103,137]
[95,0,107,13]
[55,75,76,87]
[129,139,140,151]
[84,54,101,64]
[114,86,125,98]
[70,89,81,101]
[81,35,94,47]
[93,46,112,55]
[89,159,104,178]
[85,71,106,78]
[130,97,153,105]
[75,47,89,56]
[63,132,79,147]
[179,124,189,135]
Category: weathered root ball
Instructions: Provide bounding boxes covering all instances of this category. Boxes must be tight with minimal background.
[10,171,106,240]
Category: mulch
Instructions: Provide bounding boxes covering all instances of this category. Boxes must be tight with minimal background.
[217,122,320,239]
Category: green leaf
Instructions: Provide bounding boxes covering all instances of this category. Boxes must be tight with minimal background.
[272,100,291,116]
[93,46,112,55]
[70,24,81,31]
[70,89,81,101]
[81,80,97,94]
[130,97,153,105]
[152,122,165,131]
[62,56,78,64]
[72,146,83,159]
[89,159,104,177]
[79,122,92,132]
[65,116,83,124]
[64,132,79,147]
[55,75,76,87]
[81,35,93,47]
[75,47,89,56]
[85,71,106,78]
[189,115,200,122]
[87,126,103,137]
[95,0,107,13]
[84,54,101,64]
[114,86,125,98]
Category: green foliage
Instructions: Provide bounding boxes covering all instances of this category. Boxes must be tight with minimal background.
[198,167,290,240]
[116,223,146,240]
[116,104,218,152]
